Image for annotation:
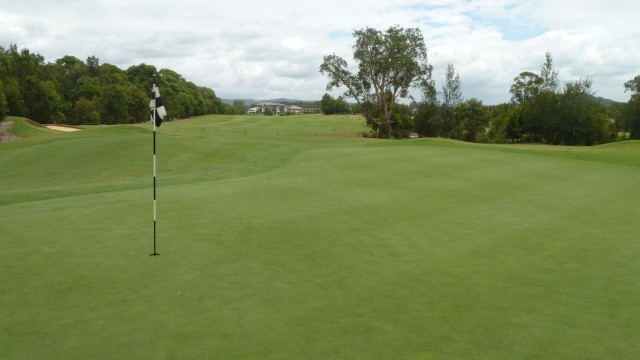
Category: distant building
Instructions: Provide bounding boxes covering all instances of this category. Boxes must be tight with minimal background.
[246,102,320,115]
[287,105,304,114]
[299,106,320,114]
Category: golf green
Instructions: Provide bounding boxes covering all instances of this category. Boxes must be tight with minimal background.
[1,115,639,359]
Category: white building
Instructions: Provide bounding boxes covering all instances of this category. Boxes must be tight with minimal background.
[246,102,321,115]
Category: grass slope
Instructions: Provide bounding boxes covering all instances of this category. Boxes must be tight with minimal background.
[1,116,639,359]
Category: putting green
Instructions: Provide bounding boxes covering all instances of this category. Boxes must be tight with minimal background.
[1,116,639,359]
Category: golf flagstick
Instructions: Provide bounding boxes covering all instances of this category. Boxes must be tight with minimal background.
[149,82,165,256]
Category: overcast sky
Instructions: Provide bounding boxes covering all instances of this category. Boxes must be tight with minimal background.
[2,0,639,104]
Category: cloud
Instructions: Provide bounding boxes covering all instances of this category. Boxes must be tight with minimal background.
[282,37,305,51]
[0,0,638,103]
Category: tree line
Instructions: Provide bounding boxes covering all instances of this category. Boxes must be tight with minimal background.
[320,26,640,145]
[0,44,236,125]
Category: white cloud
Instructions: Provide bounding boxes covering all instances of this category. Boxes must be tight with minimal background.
[282,37,305,51]
[0,0,638,103]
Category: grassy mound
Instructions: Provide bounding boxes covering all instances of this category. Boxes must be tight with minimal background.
[1,115,639,359]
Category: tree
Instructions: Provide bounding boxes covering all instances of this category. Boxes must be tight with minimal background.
[557,78,610,145]
[1,77,27,117]
[453,98,489,142]
[22,78,65,123]
[0,44,227,123]
[72,96,99,124]
[232,100,247,114]
[509,71,543,104]
[127,63,157,92]
[624,75,640,95]
[98,63,127,86]
[53,55,87,100]
[86,56,100,77]
[505,106,524,143]
[412,68,439,137]
[508,52,613,145]
[321,93,337,115]
[390,103,414,137]
[176,93,197,118]
[486,104,516,143]
[624,97,640,139]
[540,52,559,93]
[509,53,561,142]
[623,74,640,139]
[75,76,101,100]
[441,63,462,136]
[321,93,350,115]
[125,85,148,123]
[320,26,433,137]
[0,80,7,121]
[99,84,128,124]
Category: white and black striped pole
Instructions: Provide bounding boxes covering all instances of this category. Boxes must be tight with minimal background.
[152,107,158,256]
[150,82,165,256]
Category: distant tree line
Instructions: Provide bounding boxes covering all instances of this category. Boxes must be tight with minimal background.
[320,27,640,144]
[0,44,234,124]
[413,53,619,145]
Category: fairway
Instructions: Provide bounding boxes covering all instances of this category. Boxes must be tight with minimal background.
[1,115,640,359]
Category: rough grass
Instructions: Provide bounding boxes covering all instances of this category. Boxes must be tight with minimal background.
[1,116,639,359]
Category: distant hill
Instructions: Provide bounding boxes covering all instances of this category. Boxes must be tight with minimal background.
[271,98,322,107]
[222,99,258,107]
[591,96,622,107]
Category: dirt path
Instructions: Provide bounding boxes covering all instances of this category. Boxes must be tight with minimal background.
[0,121,21,143]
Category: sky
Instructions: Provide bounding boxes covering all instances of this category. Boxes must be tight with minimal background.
[1,0,639,105]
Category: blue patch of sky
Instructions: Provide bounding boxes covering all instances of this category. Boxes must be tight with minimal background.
[462,10,548,41]
[327,30,353,40]
[416,17,450,28]
[497,20,548,41]
[504,2,520,10]
[409,3,453,28]
[397,3,451,11]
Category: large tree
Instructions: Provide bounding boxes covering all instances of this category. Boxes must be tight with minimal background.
[320,26,433,137]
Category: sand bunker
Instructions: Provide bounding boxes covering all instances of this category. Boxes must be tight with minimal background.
[45,125,82,132]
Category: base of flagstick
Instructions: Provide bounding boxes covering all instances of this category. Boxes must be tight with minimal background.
[150,252,160,256]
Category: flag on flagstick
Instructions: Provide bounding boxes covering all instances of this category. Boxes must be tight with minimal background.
[150,84,167,127]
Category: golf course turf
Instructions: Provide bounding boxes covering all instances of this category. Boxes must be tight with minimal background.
[1,115,639,359]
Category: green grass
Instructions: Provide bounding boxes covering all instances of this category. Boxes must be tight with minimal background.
[1,116,639,359]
